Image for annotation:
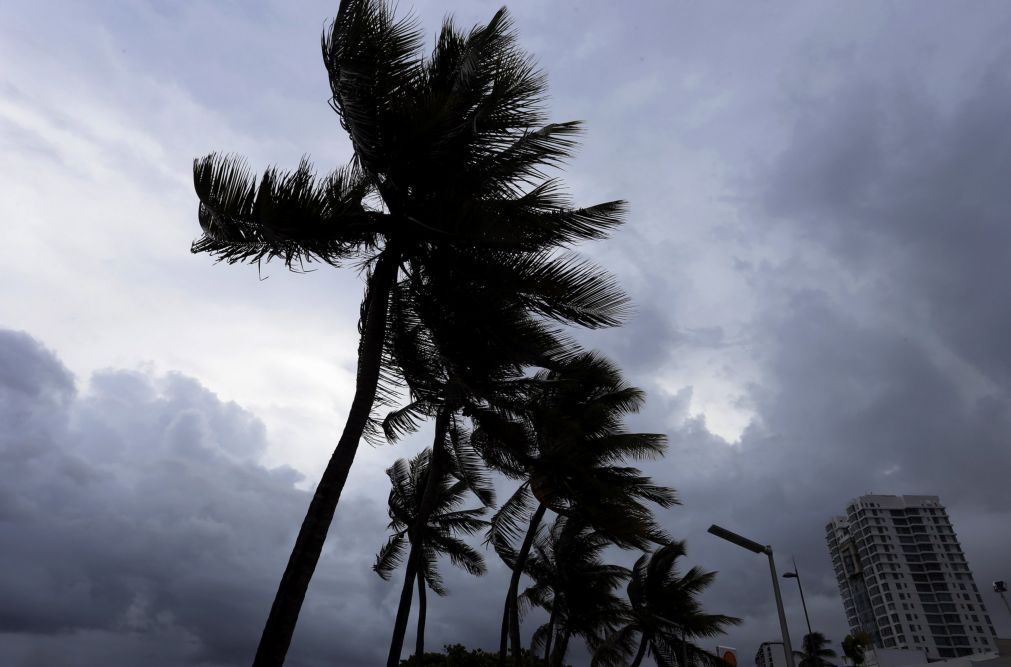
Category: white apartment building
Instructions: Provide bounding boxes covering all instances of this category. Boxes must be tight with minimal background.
[826,495,998,660]
[755,641,790,667]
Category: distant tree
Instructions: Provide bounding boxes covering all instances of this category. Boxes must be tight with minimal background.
[472,352,676,665]
[796,632,838,667]
[521,517,631,667]
[841,632,870,666]
[592,541,740,667]
[375,449,488,665]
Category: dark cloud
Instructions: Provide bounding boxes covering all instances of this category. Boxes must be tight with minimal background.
[6,2,1011,666]
[763,57,1011,390]
[629,286,1011,657]
[631,48,1011,655]
[0,329,403,667]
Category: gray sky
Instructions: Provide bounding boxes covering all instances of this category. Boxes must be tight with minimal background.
[3,1,1011,665]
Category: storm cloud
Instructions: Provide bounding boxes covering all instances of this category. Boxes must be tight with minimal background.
[4,1,1011,665]
[0,330,396,666]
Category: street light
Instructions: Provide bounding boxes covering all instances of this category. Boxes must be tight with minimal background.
[708,524,796,667]
[995,581,1011,618]
[783,557,813,638]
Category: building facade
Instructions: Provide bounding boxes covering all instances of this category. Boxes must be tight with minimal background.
[755,642,790,667]
[826,495,998,660]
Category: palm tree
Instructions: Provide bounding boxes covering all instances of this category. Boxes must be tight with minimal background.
[375,448,489,665]
[592,541,741,667]
[521,517,631,667]
[841,632,870,667]
[189,1,628,663]
[379,258,586,665]
[796,633,838,667]
[471,352,676,665]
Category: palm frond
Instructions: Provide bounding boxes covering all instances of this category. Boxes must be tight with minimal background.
[470,184,627,249]
[592,432,668,462]
[420,544,448,596]
[323,0,424,177]
[386,456,418,517]
[382,399,431,442]
[487,482,535,553]
[447,418,496,507]
[431,508,488,536]
[530,620,554,656]
[430,533,486,577]
[373,532,408,579]
[591,624,642,667]
[479,121,582,191]
[510,252,630,328]
[192,153,377,267]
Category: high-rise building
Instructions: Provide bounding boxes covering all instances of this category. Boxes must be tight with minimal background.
[826,495,998,660]
[755,642,790,667]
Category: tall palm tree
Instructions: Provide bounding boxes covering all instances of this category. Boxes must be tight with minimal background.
[189,1,628,663]
[470,352,676,665]
[796,633,838,667]
[521,517,631,667]
[375,448,489,665]
[592,541,741,667]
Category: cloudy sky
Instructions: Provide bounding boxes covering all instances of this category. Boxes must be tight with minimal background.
[4,1,1011,665]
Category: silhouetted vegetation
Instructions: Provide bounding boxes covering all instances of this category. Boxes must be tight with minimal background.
[841,632,870,667]
[375,449,490,664]
[189,0,738,665]
[796,632,839,667]
[399,644,568,666]
[592,541,741,667]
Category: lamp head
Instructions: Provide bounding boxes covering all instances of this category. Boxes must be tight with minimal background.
[707,524,768,555]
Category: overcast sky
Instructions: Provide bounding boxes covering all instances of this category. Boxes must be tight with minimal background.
[4,1,1011,666]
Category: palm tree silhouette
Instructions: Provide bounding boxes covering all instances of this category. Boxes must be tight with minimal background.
[375,448,489,665]
[521,517,630,667]
[796,632,838,667]
[471,352,676,665]
[593,541,740,667]
[377,232,604,665]
[841,632,870,667]
[189,1,628,662]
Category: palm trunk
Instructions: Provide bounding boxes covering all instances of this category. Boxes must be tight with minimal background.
[387,541,420,667]
[499,597,511,666]
[550,629,570,667]
[417,408,452,521]
[387,408,452,667]
[253,250,400,667]
[543,603,558,664]
[415,572,427,664]
[630,635,649,667]
[504,502,548,666]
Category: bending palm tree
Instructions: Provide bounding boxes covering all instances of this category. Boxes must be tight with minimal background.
[190,2,628,663]
[471,352,676,665]
[379,255,585,665]
[796,633,838,667]
[592,541,740,667]
[375,448,488,665]
[521,517,630,667]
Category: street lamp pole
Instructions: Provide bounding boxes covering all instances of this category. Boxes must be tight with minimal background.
[708,524,796,667]
[995,581,1011,618]
[784,557,813,638]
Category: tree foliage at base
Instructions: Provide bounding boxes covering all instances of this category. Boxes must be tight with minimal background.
[400,644,570,667]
